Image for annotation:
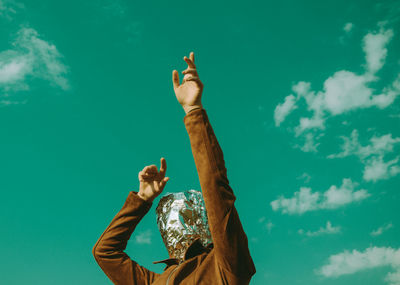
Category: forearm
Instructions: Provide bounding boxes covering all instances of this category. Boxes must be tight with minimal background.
[184,108,235,227]
[93,192,152,258]
[92,191,160,284]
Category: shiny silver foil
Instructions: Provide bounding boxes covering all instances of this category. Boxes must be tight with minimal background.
[156,190,212,262]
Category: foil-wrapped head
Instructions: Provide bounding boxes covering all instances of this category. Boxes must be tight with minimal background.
[156,189,212,262]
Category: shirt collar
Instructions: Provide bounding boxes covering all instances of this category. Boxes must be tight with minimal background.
[153,238,214,267]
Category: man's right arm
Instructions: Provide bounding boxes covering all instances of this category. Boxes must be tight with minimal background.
[92,191,160,285]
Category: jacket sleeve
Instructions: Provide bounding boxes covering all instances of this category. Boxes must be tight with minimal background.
[92,191,160,285]
[183,108,256,278]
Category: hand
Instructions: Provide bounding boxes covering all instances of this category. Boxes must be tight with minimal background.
[138,157,169,202]
[172,52,204,113]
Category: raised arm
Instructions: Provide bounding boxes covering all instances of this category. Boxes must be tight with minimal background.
[172,52,256,280]
[92,158,169,285]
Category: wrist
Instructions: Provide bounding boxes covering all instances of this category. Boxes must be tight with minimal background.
[183,104,203,114]
[137,191,153,203]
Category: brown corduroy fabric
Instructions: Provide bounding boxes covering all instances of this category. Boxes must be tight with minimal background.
[92,108,256,284]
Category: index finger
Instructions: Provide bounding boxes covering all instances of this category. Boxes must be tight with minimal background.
[190,52,195,63]
[159,157,167,177]
[183,56,196,69]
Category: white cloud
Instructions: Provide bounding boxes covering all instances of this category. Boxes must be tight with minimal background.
[0,54,31,85]
[328,130,400,181]
[274,94,297,126]
[298,221,341,237]
[274,24,399,151]
[329,130,400,159]
[318,246,400,285]
[364,156,400,182]
[344,22,354,33]
[291,69,399,134]
[298,133,320,153]
[371,222,394,237]
[271,178,369,215]
[0,26,69,98]
[363,27,393,74]
[323,71,374,115]
[134,230,152,245]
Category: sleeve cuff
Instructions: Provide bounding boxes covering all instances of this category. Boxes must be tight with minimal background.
[183,107,206,124]
[125,191,153,213]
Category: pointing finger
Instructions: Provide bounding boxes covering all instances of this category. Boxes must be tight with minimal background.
[189,52,195,63]
[183,56,196,69]
[159,157,167,177]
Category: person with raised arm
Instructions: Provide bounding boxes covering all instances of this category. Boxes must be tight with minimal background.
[92,52,256,284]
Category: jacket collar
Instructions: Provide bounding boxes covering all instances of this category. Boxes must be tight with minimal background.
[153,238,214,267]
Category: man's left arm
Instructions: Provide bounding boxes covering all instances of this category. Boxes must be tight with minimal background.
[173,52,256,280]
[183,107,256,280]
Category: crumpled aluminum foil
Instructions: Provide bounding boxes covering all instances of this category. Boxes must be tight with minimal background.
[156,189,212,262]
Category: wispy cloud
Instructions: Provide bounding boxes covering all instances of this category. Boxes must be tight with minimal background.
[274,94,297,126]
[298,221,341,237]
[0,0,24,21]
[294,132,322,153]
[0,26,69,105]
[343,22,354,33]
[328,130,400,181]
[258,217,274,233]
[98,0,142,45]
[371,222,394,237]
[340,22,355,44]
[297,172,311,183]
[134,230,152,245]
[318,246,400,285]
[271,178,370,215]
[274,24,399,152]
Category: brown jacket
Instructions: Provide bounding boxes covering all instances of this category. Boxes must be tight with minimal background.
[92,108,256,284]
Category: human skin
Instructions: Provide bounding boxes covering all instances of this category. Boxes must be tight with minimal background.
[137,52,203,202]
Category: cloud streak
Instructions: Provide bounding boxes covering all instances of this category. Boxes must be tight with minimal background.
[134,230,152,245]
[271,178,370,215]
[318,246,400,285]
[298,221,341,237]
[371,222,394,237]
[328,130,400,181]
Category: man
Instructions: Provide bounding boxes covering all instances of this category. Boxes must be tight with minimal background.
[92,52,256,284]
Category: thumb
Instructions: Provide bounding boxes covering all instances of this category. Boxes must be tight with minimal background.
[172,70,180,90]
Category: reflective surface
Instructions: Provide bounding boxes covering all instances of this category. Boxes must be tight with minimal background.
[156,190,212,262]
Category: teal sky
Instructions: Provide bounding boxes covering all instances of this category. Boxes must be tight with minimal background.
[1,0,399,284]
